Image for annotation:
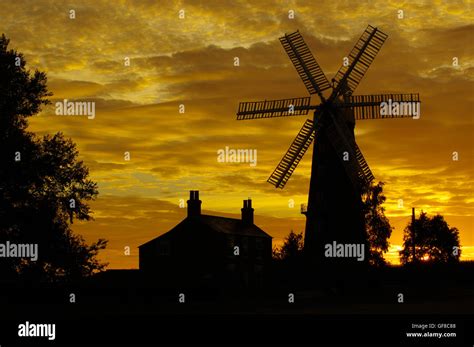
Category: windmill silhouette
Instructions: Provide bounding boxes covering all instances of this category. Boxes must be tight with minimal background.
[236,25,420,267]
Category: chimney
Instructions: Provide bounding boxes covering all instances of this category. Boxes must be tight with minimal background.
[241,198,254,225]
[187,190,201,217]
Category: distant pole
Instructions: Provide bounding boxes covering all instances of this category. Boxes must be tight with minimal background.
[411,207,416,263]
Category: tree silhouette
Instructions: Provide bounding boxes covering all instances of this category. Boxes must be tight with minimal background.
[0,34,107,281]
[399,211,460,264]
[273,230,304,263]
[361,182,392,266]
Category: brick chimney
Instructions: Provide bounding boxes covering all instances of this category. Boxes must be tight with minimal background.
[241,199,254,225]
[187,190,201,217]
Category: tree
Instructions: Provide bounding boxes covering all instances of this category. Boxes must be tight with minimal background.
[399,211,460,264]
[273,230,304,263]
[361,182,393,266]
[0,34,107,281]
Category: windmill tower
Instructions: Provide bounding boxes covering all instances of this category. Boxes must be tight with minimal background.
[236,25,420,269]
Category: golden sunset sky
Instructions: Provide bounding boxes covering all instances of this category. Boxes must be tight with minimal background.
[2,0,473,268]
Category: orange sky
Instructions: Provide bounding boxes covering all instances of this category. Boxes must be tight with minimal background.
[2,0,473,268]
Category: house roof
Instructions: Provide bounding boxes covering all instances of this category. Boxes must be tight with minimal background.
[139,214,272,248]
[200,214,271,238]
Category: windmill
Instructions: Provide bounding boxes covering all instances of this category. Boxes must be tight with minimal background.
[236,25,420,267]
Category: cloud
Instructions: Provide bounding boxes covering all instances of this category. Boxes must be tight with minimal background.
[3,0,472,267]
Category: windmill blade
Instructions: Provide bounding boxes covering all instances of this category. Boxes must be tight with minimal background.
[337,93,420,120]
[331,25,388,98]
[237,97,312,120]
[268,119,317,188]
[325,111,373,189]
[354,142,375,183]
[280,31,331,98]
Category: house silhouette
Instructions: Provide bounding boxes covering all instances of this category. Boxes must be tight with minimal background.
[139,191,272,288]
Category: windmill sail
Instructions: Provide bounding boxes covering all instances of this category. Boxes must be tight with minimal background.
[354,143,374,183]
[280,31,331,98]
[267,119,316,188]
[338,93,420,120]
[237,97,311,120]
[331,25,388,98]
